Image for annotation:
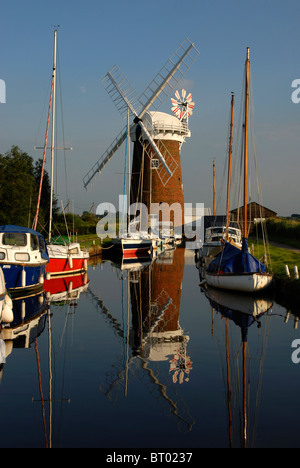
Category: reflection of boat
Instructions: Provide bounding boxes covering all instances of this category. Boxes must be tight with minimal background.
[105,256,152,272]
[0,290,48,365]
[0,225,49,296]
[44,272,89,303]
[205,286,272,322]
[203,285,272,447]
[205,49,273,293]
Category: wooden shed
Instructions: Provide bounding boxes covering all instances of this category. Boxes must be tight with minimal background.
[230,202,277,231]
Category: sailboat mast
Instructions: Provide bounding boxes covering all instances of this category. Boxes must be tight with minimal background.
[49,28,58,242]
[213,158,216,216]
[226,93,235,239]
[243,47,250,239]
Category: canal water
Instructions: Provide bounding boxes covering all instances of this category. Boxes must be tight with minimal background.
[0,247,299,448]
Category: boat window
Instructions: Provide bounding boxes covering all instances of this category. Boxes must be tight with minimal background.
[68,247,79,254]
[0,252,5,260]
[3,232,27,246]
[15,252,30,262]
[38,237,47,254]
[31,234,39,250]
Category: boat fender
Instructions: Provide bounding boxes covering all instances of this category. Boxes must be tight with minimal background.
[38,294,44,305]
[46,271,51,281]
[21,301,26,319]
[68,281,73,293]
[84,259,87,270]
[4,294,12,309]
[68,255,73,269]
[21,268,26,287]
[38,274,44,284]
[2,303,13,323]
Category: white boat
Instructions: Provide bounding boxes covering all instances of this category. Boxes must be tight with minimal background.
[206,49,273,293]
[112,236,152,260]
[206,270,273,293]
[200,224,242,258]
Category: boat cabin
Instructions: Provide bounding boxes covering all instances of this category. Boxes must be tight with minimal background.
[0,225,49,265]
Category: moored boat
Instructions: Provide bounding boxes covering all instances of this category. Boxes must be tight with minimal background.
[46,242,89,276]
[0,225,49,296]
[111,236,152,259]
[33,28,89,277]
[200,224,242,259]
[206,239,273,292]
[205,48,273,293]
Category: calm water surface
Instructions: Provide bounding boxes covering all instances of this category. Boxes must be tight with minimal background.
[0,247,299,448]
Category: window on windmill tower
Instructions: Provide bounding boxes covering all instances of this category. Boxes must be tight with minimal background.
[151,159,159,169]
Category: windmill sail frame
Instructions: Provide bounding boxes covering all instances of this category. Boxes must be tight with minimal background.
[83,38,199,191]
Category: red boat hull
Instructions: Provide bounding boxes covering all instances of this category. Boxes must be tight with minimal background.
[47,257,88,276]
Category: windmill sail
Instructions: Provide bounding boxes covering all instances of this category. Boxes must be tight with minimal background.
[83,38,199,191]
[83,126,127,190]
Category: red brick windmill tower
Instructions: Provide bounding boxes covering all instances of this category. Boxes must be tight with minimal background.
[82,39,199,233]
[130,89,195,231]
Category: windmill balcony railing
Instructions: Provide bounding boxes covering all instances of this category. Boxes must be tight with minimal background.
[151,120,190,136]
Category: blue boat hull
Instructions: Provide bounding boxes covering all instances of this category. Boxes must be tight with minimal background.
[1,263,47,294]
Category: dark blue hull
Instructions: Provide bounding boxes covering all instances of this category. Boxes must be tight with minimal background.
[1,263,47,294]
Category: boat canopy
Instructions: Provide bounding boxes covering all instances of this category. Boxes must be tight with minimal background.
[0,225,43,236]
[207,239,267,274]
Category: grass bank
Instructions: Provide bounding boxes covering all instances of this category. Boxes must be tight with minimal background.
[249,237,300,310]
[264,217,300,249]
[249,238,300,278]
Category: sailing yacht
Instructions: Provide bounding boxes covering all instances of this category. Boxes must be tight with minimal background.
[33,28,89,277]
[111,111,153,260]
[205,48,273,293]
[199,98,242,265]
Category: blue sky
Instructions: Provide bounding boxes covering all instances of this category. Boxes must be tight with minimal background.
[1,0,300,217]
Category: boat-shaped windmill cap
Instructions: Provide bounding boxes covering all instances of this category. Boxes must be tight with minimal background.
[131,111,191,143]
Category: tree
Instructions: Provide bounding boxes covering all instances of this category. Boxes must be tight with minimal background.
[0,146,57,232]
[0,146,37,226]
